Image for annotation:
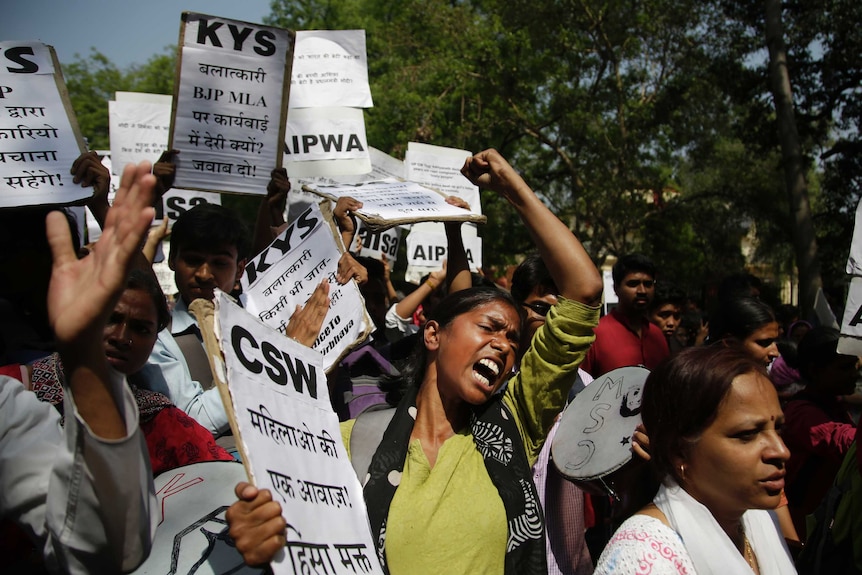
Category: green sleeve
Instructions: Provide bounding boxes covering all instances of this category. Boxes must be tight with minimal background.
[503,297,599,466]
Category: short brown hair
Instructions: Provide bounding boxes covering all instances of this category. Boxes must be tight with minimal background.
[642,344,767,484]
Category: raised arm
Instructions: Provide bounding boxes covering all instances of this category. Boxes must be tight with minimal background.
[48,161,156,437]
[252,168,290,256]
[461,149,602,305]
[37,160,157,571]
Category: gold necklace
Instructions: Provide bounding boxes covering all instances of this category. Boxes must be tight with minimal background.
[742,532,758,572]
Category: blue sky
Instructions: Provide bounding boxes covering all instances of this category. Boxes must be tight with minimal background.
[1,0,275,68]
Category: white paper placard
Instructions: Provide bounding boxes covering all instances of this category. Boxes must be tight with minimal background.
[161,188,222,224]
[215,293,383,575]
[109,92,172,173]
[405,142,480,215]
[405,226,482,270]
[303,178,484,230]
[846,197,862,276]
[170,12,292,195]
[283,106,371,176]
[240,202,371,371]
[0,41,87,207]
[839,276,862,339]
[288,30,373,109]
[352,221,401,262]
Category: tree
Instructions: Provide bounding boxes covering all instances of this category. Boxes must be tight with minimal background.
[62,49,176,149]
[764,0,823,316]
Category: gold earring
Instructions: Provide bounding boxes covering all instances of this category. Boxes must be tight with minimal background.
[679,464,686,481]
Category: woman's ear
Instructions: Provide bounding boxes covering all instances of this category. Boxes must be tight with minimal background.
[424,320,441,351]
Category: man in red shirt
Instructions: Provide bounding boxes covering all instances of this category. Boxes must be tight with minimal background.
[582,254,670,377]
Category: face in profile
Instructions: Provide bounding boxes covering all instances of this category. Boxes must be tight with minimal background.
[103,288,160,375]
[678,371,789,517]
[741,321,780,367]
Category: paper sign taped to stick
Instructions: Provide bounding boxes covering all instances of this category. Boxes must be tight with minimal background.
[169,12,293,195]
[215,293,384,575]
[302,178,485,231]
[0,41,87,207]
[240,202,371,371]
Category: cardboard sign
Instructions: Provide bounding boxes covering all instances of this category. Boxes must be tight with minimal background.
[240,202,371,371]
[215,293,383,575]
[169,12,293,195]
[0,41,87,207]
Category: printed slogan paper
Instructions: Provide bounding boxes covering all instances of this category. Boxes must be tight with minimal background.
[0,41,86,207]
[215,293,383,575]
[108,91,171,172]
[170,13,292,195]
[288,30,373,109]
[302,179,485,231]
[240,202,371,371]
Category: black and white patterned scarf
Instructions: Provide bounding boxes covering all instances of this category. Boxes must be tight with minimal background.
[362,383,546,574]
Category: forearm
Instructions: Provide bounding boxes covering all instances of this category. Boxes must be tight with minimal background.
[394,280,436,318]
[445,222,471,294]
[506,187,602,305]
[60,333,126,440]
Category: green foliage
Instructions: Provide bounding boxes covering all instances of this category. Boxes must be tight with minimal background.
[59,0,861,304]
[63,49,176,149]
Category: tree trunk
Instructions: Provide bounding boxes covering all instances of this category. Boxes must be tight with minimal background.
[764,0,823,317]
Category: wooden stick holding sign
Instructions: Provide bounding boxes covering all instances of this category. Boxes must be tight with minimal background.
[302,178,486,231]
[203,292,383,575]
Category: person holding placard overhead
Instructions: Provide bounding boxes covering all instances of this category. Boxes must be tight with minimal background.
[226,148,603,574]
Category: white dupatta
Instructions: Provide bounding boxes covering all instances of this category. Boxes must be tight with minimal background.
[654,480,797,574]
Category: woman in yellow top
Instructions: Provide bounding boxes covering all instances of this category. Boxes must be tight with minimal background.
[225,149,603,574]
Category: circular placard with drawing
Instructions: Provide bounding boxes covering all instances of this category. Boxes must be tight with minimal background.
[131,461,264,575]
[551,365,650,499]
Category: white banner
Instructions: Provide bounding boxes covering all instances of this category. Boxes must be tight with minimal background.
[215,293,383,575]
[288,30,373,109]
[170,13,292,195]
[0,41,86,207]
[240,202,371,371]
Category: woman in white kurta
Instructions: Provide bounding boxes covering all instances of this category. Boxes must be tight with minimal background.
[595,345,797,575]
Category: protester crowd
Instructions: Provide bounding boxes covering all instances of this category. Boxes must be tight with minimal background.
[2,146,861,575]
